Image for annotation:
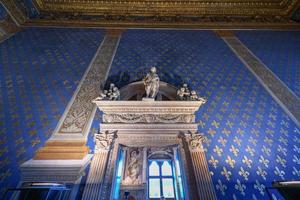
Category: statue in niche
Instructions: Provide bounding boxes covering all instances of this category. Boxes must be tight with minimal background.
[123,149,143,185]
[143,67,160,99]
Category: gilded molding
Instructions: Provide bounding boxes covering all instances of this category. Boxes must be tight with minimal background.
[33,0,300,17]
[33,140,90,160]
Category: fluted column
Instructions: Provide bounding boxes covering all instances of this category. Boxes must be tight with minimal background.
[82,131,117,200]
[184,131,217,200]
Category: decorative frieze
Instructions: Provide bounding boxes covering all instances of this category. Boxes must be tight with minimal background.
[103,113,195,124]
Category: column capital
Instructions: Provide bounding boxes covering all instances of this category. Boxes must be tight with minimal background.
[94,130,118,152]
[179,131,206,152]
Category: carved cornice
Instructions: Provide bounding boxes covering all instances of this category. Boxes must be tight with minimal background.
[1,0,300,28]
[93,100,205,114]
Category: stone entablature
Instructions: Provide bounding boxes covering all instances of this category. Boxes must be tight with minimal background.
[93,100,204,135]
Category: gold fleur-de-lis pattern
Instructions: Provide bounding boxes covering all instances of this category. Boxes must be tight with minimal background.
[107,29,300,199]
[236,31,300,97]
[0,28,105,197]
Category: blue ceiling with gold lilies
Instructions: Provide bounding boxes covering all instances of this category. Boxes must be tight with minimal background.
[107,29,300,200]
[0,27,104,198]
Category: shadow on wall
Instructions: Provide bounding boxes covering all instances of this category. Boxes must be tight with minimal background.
[106,68,185,89]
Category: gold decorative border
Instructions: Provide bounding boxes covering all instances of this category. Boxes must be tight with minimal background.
[33,0,300,17]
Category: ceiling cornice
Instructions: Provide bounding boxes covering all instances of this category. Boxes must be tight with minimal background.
[2,0,300,28]
[33,0,300,17]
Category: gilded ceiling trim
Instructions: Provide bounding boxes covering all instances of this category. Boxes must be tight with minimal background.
[33,0,300,17]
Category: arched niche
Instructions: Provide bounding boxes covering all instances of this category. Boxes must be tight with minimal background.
[119,81,178,101]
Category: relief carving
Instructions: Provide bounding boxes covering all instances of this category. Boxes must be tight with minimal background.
[57,36,120,134]
[148,146,174,158]
[103,114,194,123]
[123,148,143,185]
[94,130,118,152]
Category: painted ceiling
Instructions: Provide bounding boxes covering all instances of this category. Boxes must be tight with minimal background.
[1,0,300,28]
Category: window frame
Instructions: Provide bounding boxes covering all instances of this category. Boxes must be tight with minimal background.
[148,159,177,200]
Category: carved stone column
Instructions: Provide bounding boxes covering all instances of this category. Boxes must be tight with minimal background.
[82,131,117,200]
[184,131,217,200]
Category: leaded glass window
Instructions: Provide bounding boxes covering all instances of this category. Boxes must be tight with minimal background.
[148,160,176,200]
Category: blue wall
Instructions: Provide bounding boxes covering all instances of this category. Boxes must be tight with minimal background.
[236,30,300,97]
[107,29,300,200]
[0,27,104,198]
[1,28,299,200]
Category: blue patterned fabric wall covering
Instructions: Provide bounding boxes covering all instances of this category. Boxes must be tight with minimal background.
[107,29,300,200]
[0,28,104,198]
[236,31,300,97]
[0,3,8,20]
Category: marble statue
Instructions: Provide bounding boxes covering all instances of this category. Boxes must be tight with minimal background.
[177,83,191,100]
[98,90,108,100]
[143,67,159,99]
[109,87,120,100]
[124,149,142,185]
[177,83,206,103]
[94,83,120,100]
[108,83,115,96]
